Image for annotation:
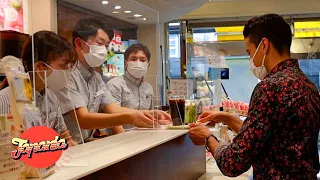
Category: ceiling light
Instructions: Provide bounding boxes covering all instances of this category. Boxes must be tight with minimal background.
[101,1,108,5]
[112,11,119,14]
[115,6,121,9]
[169,23,180,26]
[143,18,147,21]
[134,14,142,17]
[124,10,131,13]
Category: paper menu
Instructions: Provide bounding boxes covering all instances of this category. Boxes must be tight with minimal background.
[205,55,228,68]
[169,79,193,97]
[0,115,10,142]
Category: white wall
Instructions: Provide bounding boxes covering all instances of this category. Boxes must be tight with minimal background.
[28,0,57,33]
[137,23,166,102]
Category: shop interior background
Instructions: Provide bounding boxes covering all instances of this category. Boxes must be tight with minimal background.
[0,0,320,179]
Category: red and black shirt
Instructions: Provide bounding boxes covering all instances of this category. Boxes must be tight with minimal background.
[214,59,320,179]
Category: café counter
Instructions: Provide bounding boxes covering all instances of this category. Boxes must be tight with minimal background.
[46,130,206,180]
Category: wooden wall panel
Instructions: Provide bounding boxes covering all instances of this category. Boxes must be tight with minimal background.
[57,1,138,44]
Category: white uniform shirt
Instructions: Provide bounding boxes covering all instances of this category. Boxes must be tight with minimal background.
[53,61,116,143]
[0,87,67,133]
[106,72,154,129]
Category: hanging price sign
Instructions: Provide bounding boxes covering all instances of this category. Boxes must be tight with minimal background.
[205,55,228,68]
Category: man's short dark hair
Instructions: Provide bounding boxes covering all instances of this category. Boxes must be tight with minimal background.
[243,13,292,55]
[22,31,75,72]
[124,43,151,62]
[72,18,114,46]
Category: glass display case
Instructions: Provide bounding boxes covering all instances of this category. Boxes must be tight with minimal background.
[185,39,249,117]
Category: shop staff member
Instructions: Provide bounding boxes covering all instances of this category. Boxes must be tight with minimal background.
[189,14,320,179]
[107,44,154,130]
[0,31,76,146]
[53,18,171,144]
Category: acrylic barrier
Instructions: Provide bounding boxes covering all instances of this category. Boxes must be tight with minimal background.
[0,0,175,179]
[0,55,84,179]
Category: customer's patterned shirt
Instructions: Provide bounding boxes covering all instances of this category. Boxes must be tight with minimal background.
[214,59,320,179]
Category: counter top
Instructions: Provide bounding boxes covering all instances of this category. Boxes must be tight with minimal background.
[46,130,188,180]
[199,159,253,180]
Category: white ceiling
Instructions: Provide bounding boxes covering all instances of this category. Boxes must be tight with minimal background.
[62,0,208,24]
[183,0,320,20]
[133,0,208,23]
[291,38,320,54]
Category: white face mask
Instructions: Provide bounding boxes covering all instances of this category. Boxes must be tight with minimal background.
[127,61,148,79]
[82,41,107,67]
[249,40,268,80]
[38,62,71,91]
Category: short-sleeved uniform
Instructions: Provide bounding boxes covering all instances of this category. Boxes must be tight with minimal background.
[53,61,115,143]
[106,72,154,129]
[0,87,67,132]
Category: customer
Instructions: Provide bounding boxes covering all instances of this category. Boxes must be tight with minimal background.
[53,18,171,144]
[0,31,76,146]
[107,43,154,130]
[188,14,320,179]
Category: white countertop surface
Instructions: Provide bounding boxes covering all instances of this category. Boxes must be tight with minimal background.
[46,130,188,180]
[198,159,253,180]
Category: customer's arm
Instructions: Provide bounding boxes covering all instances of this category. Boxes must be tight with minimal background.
[198,111,243,134]
[221,114,243,134]
[208,83,278,177]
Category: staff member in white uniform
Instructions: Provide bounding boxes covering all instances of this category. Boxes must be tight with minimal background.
[53,18,171,144]
[0,31,76,146]
[107,44,154,130]
[107,44,153,110]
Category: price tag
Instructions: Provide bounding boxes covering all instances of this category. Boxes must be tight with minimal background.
[206,55,228,68]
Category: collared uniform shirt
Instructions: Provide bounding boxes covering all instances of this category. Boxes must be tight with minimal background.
[107,72,154,129]
[107,72,154,110]
[0,87,67,133]
[214,59,320,179]
[53,61,116,143]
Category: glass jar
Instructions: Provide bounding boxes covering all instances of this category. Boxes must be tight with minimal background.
[169,95,185,125]
[185,99,199,124]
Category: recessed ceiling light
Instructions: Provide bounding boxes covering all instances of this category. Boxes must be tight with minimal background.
[143,18,147,20]
[115,6,121,9]
[101,1,108,5]
[124,10,131,13]
[134,14,142,17]
[112,11,119,14]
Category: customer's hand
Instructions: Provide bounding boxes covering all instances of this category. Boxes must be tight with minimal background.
[188,123,211,146]
[197,111,229,126]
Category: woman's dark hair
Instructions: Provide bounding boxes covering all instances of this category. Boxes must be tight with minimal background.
[72,18,113,46]
[124,43,151,62]
[21,31,75,72]
[243,13,292,55]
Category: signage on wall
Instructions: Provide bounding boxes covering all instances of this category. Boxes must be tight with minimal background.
[0,0,24,33]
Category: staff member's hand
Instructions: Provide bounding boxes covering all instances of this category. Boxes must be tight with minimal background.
[197,111,228,126]
[148,110,172,124]
[132,111,159,128]
[188,123,211,146]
